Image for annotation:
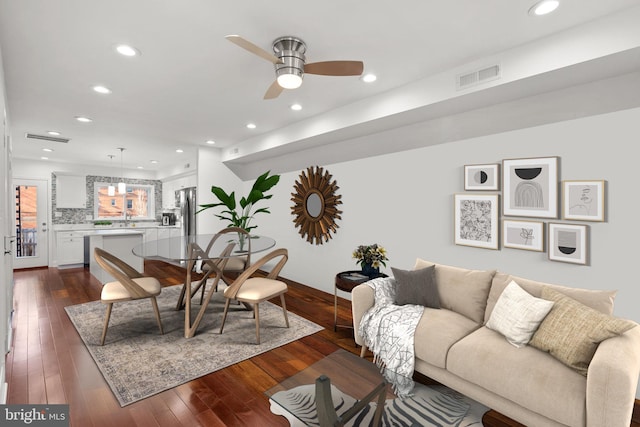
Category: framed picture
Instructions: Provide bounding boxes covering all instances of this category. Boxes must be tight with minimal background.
[502,156,559,218]
[464,163,500,190]
[503,219,544,252]
[562,180,605,222]
[454,193,499,250]
[548,223,589,265]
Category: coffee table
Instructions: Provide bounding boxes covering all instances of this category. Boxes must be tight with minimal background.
[266,349,395,426]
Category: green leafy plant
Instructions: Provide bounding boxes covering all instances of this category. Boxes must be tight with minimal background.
[197,170,280,232]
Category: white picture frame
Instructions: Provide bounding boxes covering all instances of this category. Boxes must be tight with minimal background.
[502,156,559,218]
[548,223,589,265]
[464,163,500,190]
[454,193,499,250]
[503,219,545,252]
[562,180,605,222]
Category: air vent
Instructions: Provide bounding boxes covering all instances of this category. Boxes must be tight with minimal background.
[25,133,70,143]
[456,64,501,91]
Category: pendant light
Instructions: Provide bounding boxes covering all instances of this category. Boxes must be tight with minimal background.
[107,154,116,196]
[117,147,126,194]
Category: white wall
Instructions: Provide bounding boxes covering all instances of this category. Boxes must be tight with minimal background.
[256,107,640,321]
[0,41,10,403]
[196,147,243,234]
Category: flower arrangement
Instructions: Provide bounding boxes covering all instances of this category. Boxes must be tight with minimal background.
[352,243,388,269]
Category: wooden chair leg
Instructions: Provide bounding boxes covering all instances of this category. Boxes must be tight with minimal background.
[150,297,163,335]
[254,303,260,344]
[219,298,231,334]
[360,345,368,358]
[280,294,289,328]
[101,303,113,346]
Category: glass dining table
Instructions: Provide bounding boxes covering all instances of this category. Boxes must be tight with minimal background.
[133,233,276,338]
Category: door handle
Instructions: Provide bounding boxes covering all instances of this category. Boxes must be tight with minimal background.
[4,235,16,255]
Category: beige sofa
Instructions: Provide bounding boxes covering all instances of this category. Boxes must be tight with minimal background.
[352,259,640,427]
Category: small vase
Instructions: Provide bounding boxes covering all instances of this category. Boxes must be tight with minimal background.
[362,263,380,278]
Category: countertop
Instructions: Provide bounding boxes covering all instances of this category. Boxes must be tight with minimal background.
[54,224,180,232]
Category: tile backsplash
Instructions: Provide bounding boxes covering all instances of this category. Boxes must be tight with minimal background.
[52,173,162,225]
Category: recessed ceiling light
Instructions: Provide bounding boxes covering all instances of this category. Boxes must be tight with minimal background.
[206,140,216,145]
[150,160,158,164]
[137,166,144,169]
[92,85,112,94]
[290,103,302,111]
[361,73,377,83]
[529,0,559,16]
[176,149,184,153]
[47,131,61,136]
[40,156,49,160]
[42,148,53,152]
[75,116,92,123]
[115,44,140,57]
[246,123,257,129]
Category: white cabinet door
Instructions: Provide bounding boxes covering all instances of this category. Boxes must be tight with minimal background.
[162,181,176,209]
[56,231,84,266]
[56,174,87,208]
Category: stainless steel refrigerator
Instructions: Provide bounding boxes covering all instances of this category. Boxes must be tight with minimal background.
[176,187,197,239]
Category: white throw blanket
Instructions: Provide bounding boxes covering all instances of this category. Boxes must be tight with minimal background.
[358,277,424,397]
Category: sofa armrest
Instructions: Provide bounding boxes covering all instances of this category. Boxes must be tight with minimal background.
[351,284,375,346]
[586,325,640,427]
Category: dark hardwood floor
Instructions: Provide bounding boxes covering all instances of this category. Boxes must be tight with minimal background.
[6,262,639,426]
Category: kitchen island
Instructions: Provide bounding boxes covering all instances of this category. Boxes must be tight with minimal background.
[85,229,144,284]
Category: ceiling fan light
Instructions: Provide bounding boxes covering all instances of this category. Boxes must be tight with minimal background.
[277,73,303,89]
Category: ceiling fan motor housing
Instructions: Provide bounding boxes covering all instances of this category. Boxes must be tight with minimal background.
[273,36,306,87]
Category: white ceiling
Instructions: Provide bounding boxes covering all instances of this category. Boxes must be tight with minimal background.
[1,1,640,179]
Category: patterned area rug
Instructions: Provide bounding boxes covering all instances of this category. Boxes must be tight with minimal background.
[271,383,488,426]
[65,284,324,406]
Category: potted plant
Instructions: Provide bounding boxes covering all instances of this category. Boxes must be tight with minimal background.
[197,170,280,233]
[353,243,388,277]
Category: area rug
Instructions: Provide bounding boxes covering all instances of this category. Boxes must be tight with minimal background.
[271,383,488,426]
[65,284,324,406]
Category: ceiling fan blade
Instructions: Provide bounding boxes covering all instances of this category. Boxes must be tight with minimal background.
[304,61,364,76]
[225,35,283,65]
[264,81,284,99]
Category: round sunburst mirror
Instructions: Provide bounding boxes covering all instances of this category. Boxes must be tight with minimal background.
[291,166,342,245]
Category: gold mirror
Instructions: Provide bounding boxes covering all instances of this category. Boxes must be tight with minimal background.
[291,166,342,245]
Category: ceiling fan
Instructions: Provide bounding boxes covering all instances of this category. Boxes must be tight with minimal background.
[226,35,364,99]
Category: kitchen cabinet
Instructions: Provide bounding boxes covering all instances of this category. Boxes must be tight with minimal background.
[56,231,84,266]
[56,174,87,208]
[162,174,196,209]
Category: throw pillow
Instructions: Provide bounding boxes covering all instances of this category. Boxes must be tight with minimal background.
[392,265,440,308]
[529,287,637,376]
[485,280,554,348]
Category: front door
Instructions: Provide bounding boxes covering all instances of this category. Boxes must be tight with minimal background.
[13,178,49,269]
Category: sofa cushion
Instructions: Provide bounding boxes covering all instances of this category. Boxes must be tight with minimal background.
[447,326,587,427]
[529,287,637,376]
[414,308,480,369]
[414,259,495,323]
[485,280,554,348]
[484,271,617,323]
[392,265,440,308]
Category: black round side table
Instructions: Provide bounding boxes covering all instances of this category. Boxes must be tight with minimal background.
[334,270,387,332]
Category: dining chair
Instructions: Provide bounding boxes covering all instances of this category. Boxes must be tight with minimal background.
[93,247,164,345]
[219,248,289,344]
[185,227,252,306]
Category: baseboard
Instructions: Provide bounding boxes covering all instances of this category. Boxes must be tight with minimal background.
[632,398,640,424]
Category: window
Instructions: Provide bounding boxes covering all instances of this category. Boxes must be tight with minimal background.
[94,182,155,220]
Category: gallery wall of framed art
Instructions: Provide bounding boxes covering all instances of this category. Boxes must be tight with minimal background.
[455,155,606,266]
